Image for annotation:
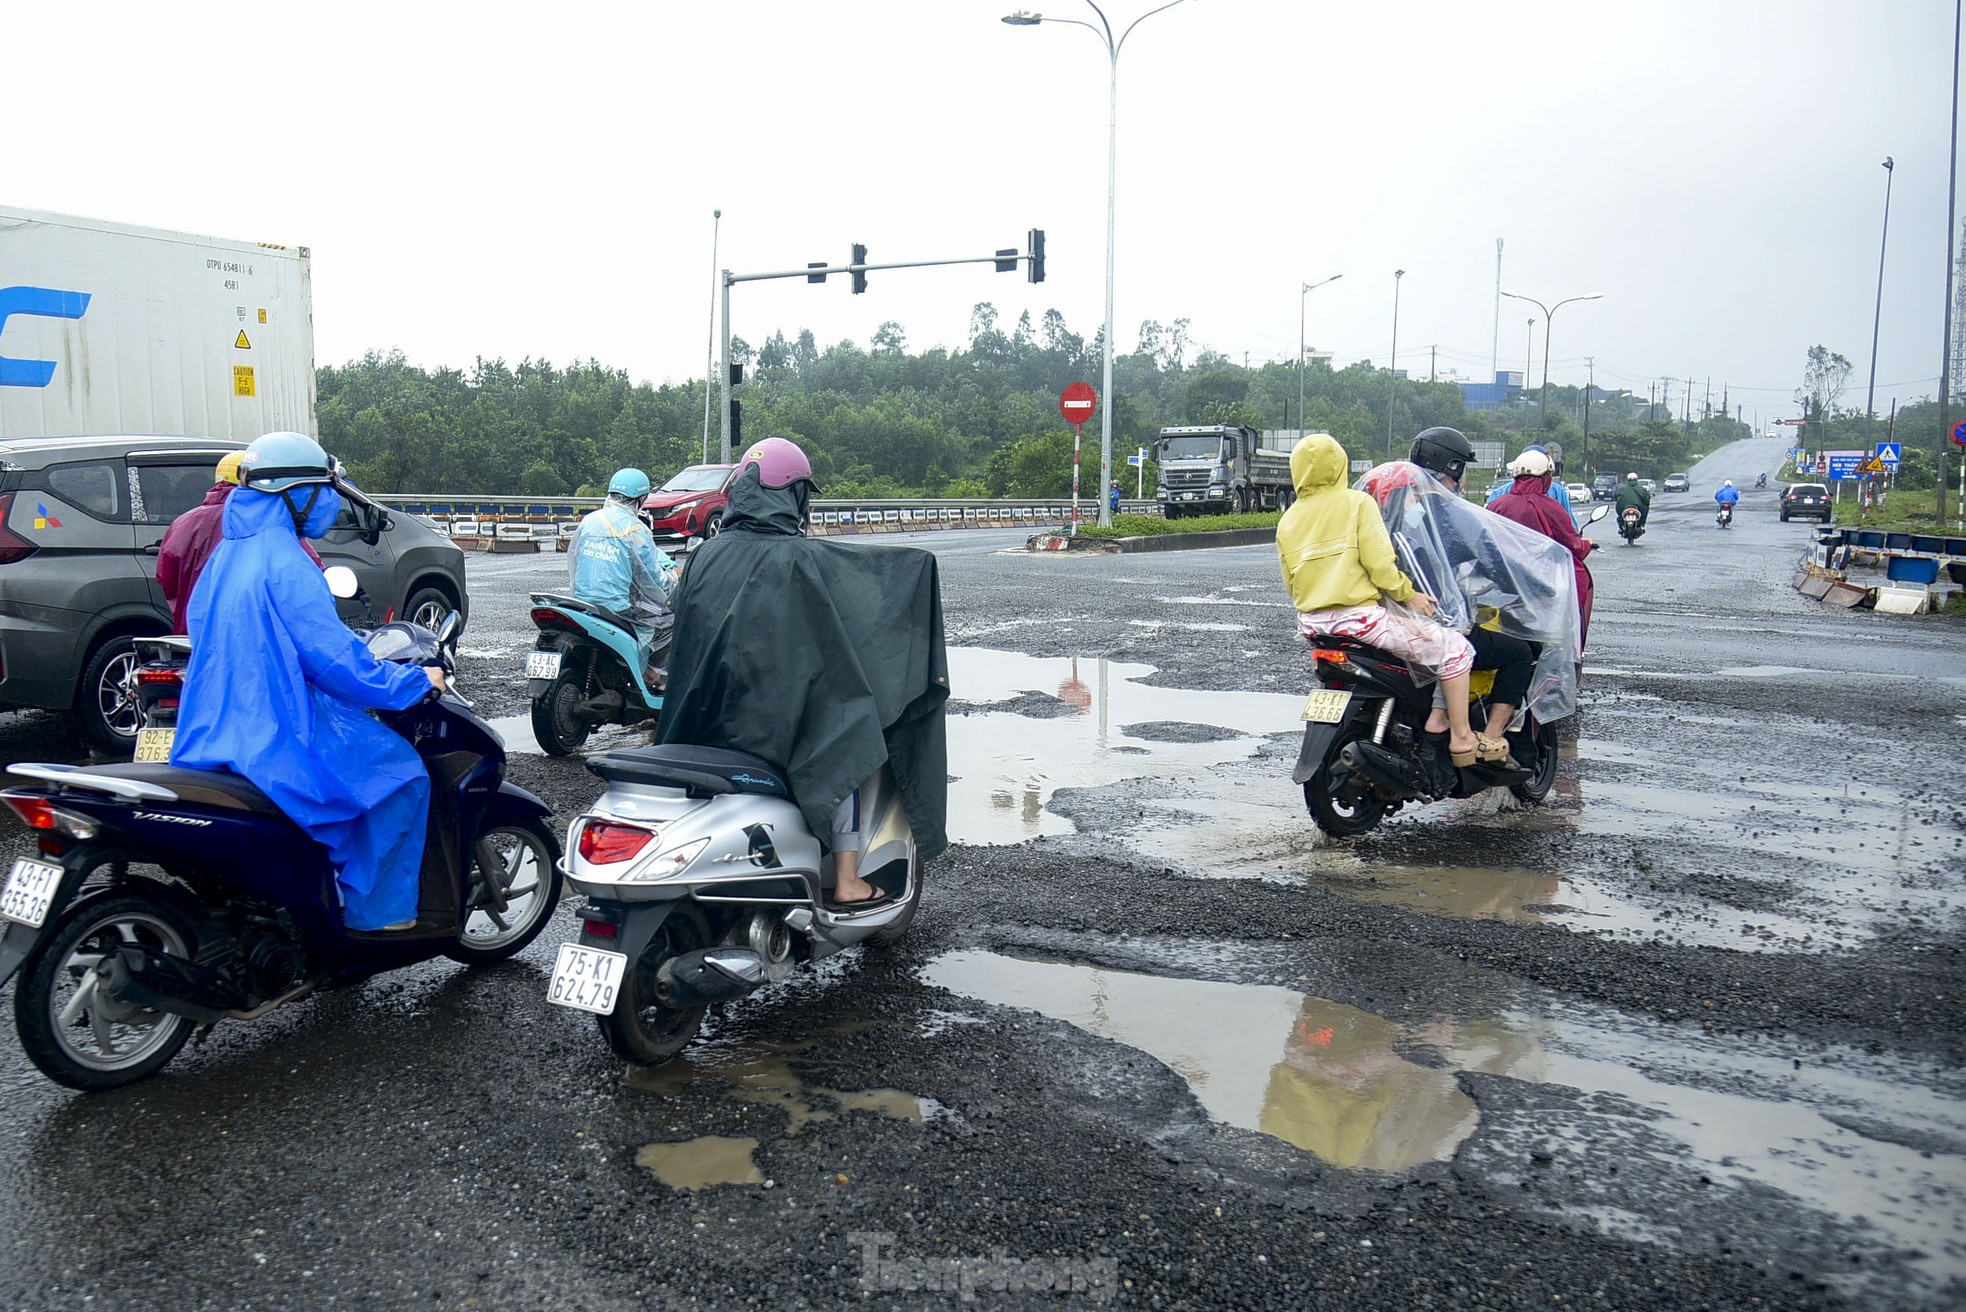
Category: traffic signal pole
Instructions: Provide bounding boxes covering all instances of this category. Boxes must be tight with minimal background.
[719,235,1044,461]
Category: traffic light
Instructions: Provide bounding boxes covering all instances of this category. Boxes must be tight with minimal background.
[994,247,1019,273]
[850,243,868,294]
[1027,228,1045,284]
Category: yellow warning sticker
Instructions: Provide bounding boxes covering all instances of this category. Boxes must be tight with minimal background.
[256,309,268,324]
[233,366,256,397]
[234,331,252,350]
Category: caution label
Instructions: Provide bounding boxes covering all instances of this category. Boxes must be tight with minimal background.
[234,331,252,350]
[257,309,268,324]
[233,365,256,397]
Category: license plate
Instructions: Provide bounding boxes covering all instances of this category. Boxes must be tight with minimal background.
[1300,690,1352,724]
[133,727,175,763]
[0,858,64,929]
[547,942,627,1014]
[525,650,562,680]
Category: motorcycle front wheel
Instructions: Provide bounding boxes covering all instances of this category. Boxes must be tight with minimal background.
[1303,732,1387,837]
[15,890,199,1091]
[446,820,564,965]
[597,905,713,1064]
[1509,721,1562,804]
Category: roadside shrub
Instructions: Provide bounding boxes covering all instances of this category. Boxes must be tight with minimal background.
[1075,510,1281,539]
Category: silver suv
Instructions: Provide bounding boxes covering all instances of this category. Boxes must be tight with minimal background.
[0,436,468,747]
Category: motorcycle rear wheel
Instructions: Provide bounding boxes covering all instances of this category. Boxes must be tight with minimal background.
[15,891,199,1091]
[532,670,593,756]
[1509,722,1562,804]
[597,905,713,1064]
[445,820,564,964]
[1303,732,1387,837]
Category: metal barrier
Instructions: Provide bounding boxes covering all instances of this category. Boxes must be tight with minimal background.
[374,494,1163,539]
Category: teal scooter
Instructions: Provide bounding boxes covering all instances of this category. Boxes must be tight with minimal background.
[524,595,667,755]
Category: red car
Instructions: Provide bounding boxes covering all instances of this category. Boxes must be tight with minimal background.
[641,463,737,540]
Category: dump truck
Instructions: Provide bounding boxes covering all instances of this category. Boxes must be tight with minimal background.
[1154,424,1295,518]
[0,206,316,440]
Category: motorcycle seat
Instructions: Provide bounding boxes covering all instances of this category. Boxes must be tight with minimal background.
[533,592,645,637]
[586,744,792,799]
[80,763,285,817]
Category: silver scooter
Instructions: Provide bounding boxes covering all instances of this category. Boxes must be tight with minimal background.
[544,745,922,1062]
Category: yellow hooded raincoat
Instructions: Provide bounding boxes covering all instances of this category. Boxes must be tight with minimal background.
[1276,434,1416,613]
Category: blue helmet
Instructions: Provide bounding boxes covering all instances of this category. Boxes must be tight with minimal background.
[608,468,652,500]
[239,432,335,494]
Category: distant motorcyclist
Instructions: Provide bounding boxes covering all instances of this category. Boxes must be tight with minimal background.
[172,432,444,934]
[1714,480,1740,509]
[1109,480,1122,514]
[1484,444,1572,514]
[1613,472,1651,527]
[570,468,679,679]
[1754,472,1768,489]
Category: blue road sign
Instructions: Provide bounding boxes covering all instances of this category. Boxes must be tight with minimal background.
[1876,442,1901,467]
[1826,452,1866,481]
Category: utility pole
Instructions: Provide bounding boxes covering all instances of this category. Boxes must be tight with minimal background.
[1492,239,1503,376]
[1429,344,1437,383]
[1583,356,1594,475]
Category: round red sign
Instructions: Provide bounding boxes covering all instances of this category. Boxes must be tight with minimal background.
[1058,381,1097,425]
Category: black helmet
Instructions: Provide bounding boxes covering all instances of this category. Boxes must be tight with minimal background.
[1408,427,1475,482]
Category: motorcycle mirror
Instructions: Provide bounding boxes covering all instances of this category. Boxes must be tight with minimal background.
[323,565,360,599]
[436,612,462,646]
[1587,505,1610,524]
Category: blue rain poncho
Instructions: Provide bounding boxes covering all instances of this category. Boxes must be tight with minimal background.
[568,498,678,662]
[172,484,434,930]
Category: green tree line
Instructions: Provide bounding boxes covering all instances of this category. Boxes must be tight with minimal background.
[316,318,1946,499]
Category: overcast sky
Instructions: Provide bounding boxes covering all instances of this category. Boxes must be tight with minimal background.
[9,1,1956,431]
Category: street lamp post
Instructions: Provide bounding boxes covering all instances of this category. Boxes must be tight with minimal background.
[1500,288,1604,435]
[1298,274,1341,434]
[1004,1,1189,527]
[1862,157,1896,446]
[1385,269,1405,457]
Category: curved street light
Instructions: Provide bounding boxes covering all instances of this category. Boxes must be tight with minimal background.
[1299,274,1341,434]
[1501,288,1603,434]
[1003,0,1191,526]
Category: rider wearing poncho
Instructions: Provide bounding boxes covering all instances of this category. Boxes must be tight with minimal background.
[172,433,441,932]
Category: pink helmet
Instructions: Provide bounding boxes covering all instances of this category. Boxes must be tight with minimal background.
[737,437,814,489]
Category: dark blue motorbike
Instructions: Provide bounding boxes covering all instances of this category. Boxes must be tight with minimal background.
[0,612,562,1090]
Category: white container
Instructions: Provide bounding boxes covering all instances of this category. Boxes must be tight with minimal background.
[1,206,315,441]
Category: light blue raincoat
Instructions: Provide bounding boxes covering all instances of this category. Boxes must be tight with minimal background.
[172,485,434,930]
[569,499,678,663]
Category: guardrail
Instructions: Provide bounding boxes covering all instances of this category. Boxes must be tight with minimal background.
[373,494,1165,540]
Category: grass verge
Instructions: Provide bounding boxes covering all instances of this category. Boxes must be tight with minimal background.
[1074,510,1282,540]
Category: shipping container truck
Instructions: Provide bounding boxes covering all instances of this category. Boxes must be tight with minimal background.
[0,206,316,440]
[1154,424,1295,518]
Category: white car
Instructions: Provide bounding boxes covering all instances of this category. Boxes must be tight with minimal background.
[1566,482,1593,503]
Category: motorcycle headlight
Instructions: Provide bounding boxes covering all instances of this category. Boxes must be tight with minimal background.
[624,836,710,882]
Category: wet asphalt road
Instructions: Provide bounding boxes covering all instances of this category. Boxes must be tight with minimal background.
[0,437,1961,1310]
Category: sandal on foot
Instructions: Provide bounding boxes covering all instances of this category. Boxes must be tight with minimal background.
[1448,740,1479,768]
[1475,736,1513,764]
[827,886,892,912]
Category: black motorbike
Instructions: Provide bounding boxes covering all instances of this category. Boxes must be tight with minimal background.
[1618,505,1645,544]
[1716,502,1734,529]
[1293,636,1557,837]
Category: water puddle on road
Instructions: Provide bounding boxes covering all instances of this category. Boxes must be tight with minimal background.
[634,1136,764,1190]
[923,947,1966,1298]
[627,1042,929,1135]
[920,949,1478,1171]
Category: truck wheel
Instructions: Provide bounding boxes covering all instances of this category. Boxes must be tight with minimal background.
[78,636,146,750]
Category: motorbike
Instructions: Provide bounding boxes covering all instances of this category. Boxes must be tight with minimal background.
[1292,636,1555,837]
[1755,473,1768,489]
[129,636,192,762]
[525,596,670,756]
[0,569,562,1090]
[545,749,924,1063]
[1618,505,1645,544]
[1716,502,1734,529]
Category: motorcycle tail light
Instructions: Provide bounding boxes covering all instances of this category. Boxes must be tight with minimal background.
[2,794,98,840]
[578,819,655,864]
[136,669,182,685]
[1313,648,1350,665]
[531,607,579,632]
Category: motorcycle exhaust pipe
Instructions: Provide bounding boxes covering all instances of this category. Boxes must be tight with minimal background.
[655,947,769,1007]
[1339,740,1432,800]
[101,946,242,1025]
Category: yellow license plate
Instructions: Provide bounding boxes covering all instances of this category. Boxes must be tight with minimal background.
[133,727,175,763]
[1300,690,1351,724]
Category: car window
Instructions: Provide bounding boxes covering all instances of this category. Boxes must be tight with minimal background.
[130,464,217,525]
[42,461,125,522]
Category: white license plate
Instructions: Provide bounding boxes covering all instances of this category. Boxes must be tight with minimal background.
[133,727,175,763]
[0,858,65,929]
[525,650,562,680]
[1300,690,1352,724]
[547,942,627,1014]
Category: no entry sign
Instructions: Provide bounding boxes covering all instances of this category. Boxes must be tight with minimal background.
[1059,382,1097,427]
[1952,418,1966,447]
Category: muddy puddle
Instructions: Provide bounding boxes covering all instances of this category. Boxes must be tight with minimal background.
[923,947,1966,1299]
[629,1039,932,1189]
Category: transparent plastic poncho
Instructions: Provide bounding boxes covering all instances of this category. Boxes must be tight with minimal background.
[1355,461,1582,723]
